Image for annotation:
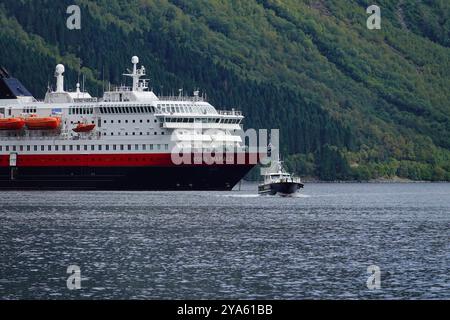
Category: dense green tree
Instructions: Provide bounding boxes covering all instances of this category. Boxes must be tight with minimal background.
[0,0,449,181]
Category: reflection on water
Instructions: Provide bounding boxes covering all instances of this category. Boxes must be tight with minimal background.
[0,183,449,299]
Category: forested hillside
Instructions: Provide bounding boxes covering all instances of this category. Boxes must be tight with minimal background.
[0,0,449,181]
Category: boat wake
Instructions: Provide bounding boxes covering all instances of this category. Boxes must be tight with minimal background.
[218,194,261,198]
[291,193,311,198]
[218,193,311,198]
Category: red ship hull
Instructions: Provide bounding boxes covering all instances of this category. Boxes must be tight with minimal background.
[0,153,260,190]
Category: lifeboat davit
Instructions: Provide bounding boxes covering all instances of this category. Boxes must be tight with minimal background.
[25,117,61,130]
[0,118,25,130]
[73,123,96,133]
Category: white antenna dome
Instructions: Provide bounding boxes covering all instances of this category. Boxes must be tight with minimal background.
[55,64,65,74]
[131,56,139,64]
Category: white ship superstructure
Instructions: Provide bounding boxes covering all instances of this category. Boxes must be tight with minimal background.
[0,57,256,190]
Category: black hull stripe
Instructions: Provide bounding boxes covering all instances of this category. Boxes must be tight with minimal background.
[0,165,254,191]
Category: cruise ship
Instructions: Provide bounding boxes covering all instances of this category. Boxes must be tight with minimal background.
[0,57,259,190]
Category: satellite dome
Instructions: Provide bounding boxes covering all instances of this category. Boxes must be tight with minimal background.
[131,56,139,64]
[55,64,65,74]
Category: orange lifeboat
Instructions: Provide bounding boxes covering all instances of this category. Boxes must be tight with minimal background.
[0,118,25,130]
[25,117,61,130]
[73,123,96,133]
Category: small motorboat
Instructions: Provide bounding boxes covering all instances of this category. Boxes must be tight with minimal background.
[73,123,96,133]
[258,151,304,196]
[0,118,25,130]
[25,116,61,130]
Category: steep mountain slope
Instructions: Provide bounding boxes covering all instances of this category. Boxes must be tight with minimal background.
[0,0,449,180]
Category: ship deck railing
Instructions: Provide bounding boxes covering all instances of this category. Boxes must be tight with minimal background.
[73,98,98,103]
[157,96,207,102]
[264,177,302,184]
[217,110,243,116]
[0,131,101,141]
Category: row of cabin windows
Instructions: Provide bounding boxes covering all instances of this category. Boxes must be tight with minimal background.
[69,107,94,115]
[99,106,156,114]
[68,106,156,115]
[165,117,240,124]
[2,131,162,139]
[23,107,37,114]
[156,104,216,115]
[67,119,157,125]
[104,119,157,124]
[0,144,169,152]
[158,104,194,114]
[107,131,164,136]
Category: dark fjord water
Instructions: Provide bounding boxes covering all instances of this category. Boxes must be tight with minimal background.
[0,183,448,300]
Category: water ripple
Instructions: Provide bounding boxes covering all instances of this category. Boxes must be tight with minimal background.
[0,183,449,299]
